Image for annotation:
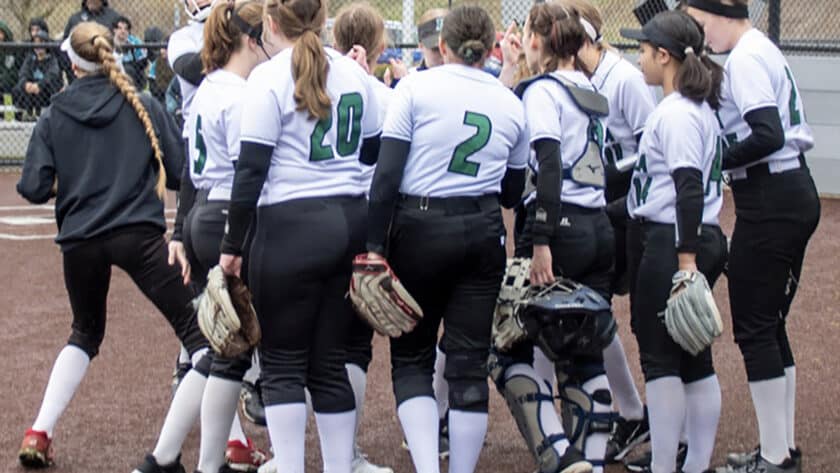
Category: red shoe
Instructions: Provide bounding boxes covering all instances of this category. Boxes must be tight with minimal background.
[19,429,53,469]
[225,438,267,472]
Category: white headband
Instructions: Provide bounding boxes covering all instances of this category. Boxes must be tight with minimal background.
[61,36,102,72]
[580,18,601,43]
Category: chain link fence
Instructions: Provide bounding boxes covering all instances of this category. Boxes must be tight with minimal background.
[0,0,838,164]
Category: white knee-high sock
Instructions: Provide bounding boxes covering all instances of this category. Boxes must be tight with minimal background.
[447,410,487,473]
[602,336,645,420]
[228,411,248,444]
[748,377,789,464]
[31,345,91,437]
[398,396,441,473]
[505,364,570,454]
[265,403,307,473]
[682,375,721,473]
[151,368,207,465]
[315,410,356,473]
[532,347,556,393]
[582,375,611,473]
[197,376,241,473]
[784,366,796,450]
[646,377,686,473]
[345,363,367,439]
[433,347,449,419]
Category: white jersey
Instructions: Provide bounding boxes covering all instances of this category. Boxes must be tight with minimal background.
[167,21,204,138]
[188,69,246,201]
[719,28,813,178]
[362,76,394,191]
[382,64,528,198]
[591,50,656,166]
[240,47,381,205]
[522,70,606,209]
[628,93,723,227]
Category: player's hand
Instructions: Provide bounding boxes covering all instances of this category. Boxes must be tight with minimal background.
[389,58,408,80]
[500,21,522,66]
[219,253,242,278]
[168,240,191,285]
[530,244,555,286]
[347,44,370,74]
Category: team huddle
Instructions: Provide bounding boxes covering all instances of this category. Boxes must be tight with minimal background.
[14,0,819,473]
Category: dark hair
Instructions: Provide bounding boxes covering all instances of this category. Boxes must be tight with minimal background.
[29,18,49,34]
[527,2,586,73]
[440,5,496,66]
[265,0,329,120]
[648,10,722,109]
[112,16,131,30]
[202,0,263,73]
[333,2,385,70]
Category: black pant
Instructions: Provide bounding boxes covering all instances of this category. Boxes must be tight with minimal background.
[728,165,820,381]
[12,88,50,115]
[250,196,366,413]
[63,224,207,359]
[388,195,505,413]
[509,202,615,381]
[627,221,727,382]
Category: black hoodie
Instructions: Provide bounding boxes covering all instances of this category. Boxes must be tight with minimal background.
[63,1,123,39]
[17,75,184,250]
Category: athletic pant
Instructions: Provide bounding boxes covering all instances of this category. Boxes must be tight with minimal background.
[388,194,505,413]
[626,221,727,382]
[728,162,820,381]
[249,195,366,413]
[62,224,207,359]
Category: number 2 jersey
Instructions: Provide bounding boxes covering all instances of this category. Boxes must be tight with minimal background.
[383,64,529,197]
[167,20,204,139]
[188,69,246,201]
[240,47,382,205]
[628,92,723,226]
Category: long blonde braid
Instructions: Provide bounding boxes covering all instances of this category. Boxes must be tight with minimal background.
[70,22,166,200]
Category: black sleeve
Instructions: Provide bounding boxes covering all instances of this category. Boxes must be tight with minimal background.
[220,141,273,255]
[172,53,205,87]
[672,167,704,254]
[359,134,381,165]
[500,168,526,209]
[17,110,56,204]
[722,106,785,170]
[145,96,185,190]
[171,159,194,242]
[532,138,563,245]
[366,137,411,254]
[15,56,32,90]
[606,195,629,221]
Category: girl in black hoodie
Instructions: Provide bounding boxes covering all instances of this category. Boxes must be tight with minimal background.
[16,22,209,471]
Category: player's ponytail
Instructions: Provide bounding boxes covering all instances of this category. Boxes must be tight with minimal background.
[440,5,495,67]
[68,22,166,200]
[526,2,585,74]
[333,2,385,72]
[203,0,263,73]
[266,0,330,120]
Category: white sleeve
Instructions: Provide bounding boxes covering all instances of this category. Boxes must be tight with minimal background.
[620,71,656,135]
[240,71,282,147]
[362,74,382,138]
[509,110,530,170]
[727,52,777,117]
[167,29,193,68]
[523,81,562,143]
[224,100,243,161]
[381,77,414,141]
[661,107,705,172]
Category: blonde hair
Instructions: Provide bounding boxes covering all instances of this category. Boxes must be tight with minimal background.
[265,0,330,120]
[203,0,264,73]
[69,22,166,200]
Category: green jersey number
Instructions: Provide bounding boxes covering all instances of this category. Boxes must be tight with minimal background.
[784,66,802,127]
[632,153,651,206]
[309,92,364,162]
[193,114,207,175]
[706,137,723,197]
[449,112,492,177]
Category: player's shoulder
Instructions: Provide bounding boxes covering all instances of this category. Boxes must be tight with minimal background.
[654,93,709,128]
[727,28,778,68]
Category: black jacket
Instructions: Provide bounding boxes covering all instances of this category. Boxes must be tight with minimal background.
[63,2,123,38]
[15,52,62,97]
[17,75,184,250]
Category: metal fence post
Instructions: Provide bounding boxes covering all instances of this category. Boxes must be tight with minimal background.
[768,0,781,44]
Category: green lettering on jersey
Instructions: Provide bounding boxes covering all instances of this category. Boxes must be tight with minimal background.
[635,153,647,173]
[633,175,652,206]
[308,92,364,162]
[603,128,623,165]
[448,111,492,177]
[784,66,802,126]
[193,114,207,174]
[706,137,723,197]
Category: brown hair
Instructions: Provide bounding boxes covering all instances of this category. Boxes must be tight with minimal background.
[69,22,166,200]
[333,2,385,70]
[265,0,330,120]
[527,2,586,74]
[202,0,264,73]
[440,5,496,66]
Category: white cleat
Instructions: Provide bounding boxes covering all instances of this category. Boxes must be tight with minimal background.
[352,449,394,473]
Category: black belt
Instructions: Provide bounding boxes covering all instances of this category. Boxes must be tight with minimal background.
[398,193,499,214]
[728,154,807,183]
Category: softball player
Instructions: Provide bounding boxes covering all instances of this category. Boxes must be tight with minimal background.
[687,2,819,472]
[218,0,381,471]
[16,22,208,470]
[366,6,527,473]
[559,0,656,462]
[621,10,727,473]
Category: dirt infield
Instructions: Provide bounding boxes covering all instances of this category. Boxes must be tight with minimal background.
[0,171,838,473]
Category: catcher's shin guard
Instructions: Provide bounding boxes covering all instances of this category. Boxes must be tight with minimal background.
[489,357,568,473]
[557,378,615,456]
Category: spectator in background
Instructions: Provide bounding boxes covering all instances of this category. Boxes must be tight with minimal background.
[29,18,50,41]
[144,26,165,63]
[13,31,62,120]
[62,0,123,83]
[149,39,174,105]
[112,16,148,89]
[0,21,23,97]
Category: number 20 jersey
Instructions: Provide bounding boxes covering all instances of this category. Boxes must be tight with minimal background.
[383,64,529,198]
[240,47,382,206]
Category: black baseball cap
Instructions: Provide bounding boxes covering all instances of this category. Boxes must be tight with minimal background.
[620,12,689,60]
[417,16,445,49]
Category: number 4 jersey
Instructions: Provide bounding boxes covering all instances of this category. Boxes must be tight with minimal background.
[628,92,723,226]
[240,47,381,205]
[382,64,529,198]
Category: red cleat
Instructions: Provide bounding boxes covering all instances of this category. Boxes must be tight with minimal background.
[19,429,53,469]
[225,438,267,472]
